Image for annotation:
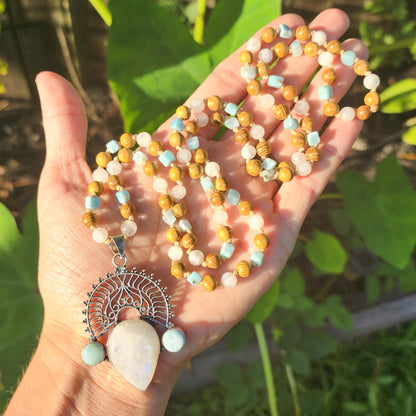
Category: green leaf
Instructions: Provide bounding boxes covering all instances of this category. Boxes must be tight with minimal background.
[366,274,381,303]
[398,261,416,292]
[329,208,354,237]
[381,78,416,114]
[343,402,369,413]
[324,295,354,331]
[302,330,337,359]
[285,348,310,375]
[402,125,416,145]
[305,230,348,274]
[282,267,305,296]
[224,322,253,352]
[337,155,416,269]
[277,323,301,350]
[275,293,294,309]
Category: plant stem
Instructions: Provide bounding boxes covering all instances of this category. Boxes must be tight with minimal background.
[317,193,342,201]
[193,0,206,44]
[369,36,416,55]
[89,0,112,27]
[284,361,302,416]
[254,323,279,416]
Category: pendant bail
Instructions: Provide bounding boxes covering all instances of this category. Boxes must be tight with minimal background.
[109,235,125,257]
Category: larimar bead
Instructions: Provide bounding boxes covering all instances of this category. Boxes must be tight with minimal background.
[179,219,192,232]
[159,150,175,167]
[262,158,277,170]
[251,251,265,267]
[187,271,202,285]
[241,66,257,80]
[318,85,333,100]
[225,117,240,130]
[162,209,176,226]
[186,136,199,150]
[307,131,320,146]
[201,176,214,193]
[225,102,239,116]
[279,24,293,39]
[341,50,356,67]
[283,117,299,130]
[170,118,185,131]
[267,75,284,89]
[82,342,105,366]
[262,169,275,182]
[162,328,186,353]
[116,190,130,204]
[227,189,240,205]
[85,196,100,210]
[220,242,235,259]
[106,139,120,154]
[133,151,148,163]
[290,40,303,57]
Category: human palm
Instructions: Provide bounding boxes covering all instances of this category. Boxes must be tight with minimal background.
[31,8,365,413]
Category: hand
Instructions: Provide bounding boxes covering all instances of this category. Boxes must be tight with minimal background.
[5,8,367,416]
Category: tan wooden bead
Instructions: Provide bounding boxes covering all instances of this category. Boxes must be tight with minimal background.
[82,212,98,228]
[120,202,136,219]
[256,141,271,159]
[188,163,204,179]
[257,61,270,78]
[356,105,372,120]
[88,181,103,196]
[326,40,342,54]
[182,233,197,249]
[172,202,187,218]
[353,59,369,76]
[239,50,253,65]
[143,161,158,176]
[169,132,185,147]
[247,80,262,96]
[324,102,340,117]
[291,132,306,148]
[194,148,208,164]
[282,85,297,101]
[278,166,294,182]
[295,25,311,42]
[235,128,250,144]
[209,191,225,207]
[273,104,290,120]
[171,262,186,279]
[278,161,295,171]
[305,147,321,162]
[254,233,270,250]
[158,194,174,210]
[304,41,319,57]
[169,166,184,182]
[218,225,233,242]
[176,105,191,120]
[210,112,225,127]
[202,275,218,292]
[205,253,222,269]
[238,200,253,216]
[300,116,315,132]
[207,95,223,112]
[246,159,262,176]
[238,111,253,127]
[166,227,181,243]
[185,120,199,136]
[118,148,133,163]
[274,42,289,58]
[215,177,229,192]
[108,175,122,190]
[149,141,163,156]
[322,67,337,85]
[120,133,135,148]
[236,260,252,278]
[261,27,276,43]
[364,91,380,107]
[96,151,112,168]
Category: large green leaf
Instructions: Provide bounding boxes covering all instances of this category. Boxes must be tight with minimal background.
[336,156,416,269]
[380,78,416,114]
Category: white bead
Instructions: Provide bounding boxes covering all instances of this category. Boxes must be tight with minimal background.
[213,209,228,224]
[196,112,209,127]
[190,97,205,113]
[120,220,137,237]
[106,160,122,175]
[172,185,186,200]
[133,150,148,163]
[168,245,183,261]
[246,37,261,53]
[92,227,108,243]
[189,250,204,266]
[259,94,275,108]
[176,148,192,164]
[291,151,307,165]
[179,219,192,232]
[258,48,274,64]
[250,124,265,140]
[205,161,220,177]
[296,162,312,176]
[339,106,356,121]
[318,51,334,67]
[221,272,237,288]
[311,30,327,46]
[363,74,380,90]
[241,144,257,160]
[249,214,264,230]
[136,132,152,147]
[153,177,168,193]
[294,100,310,116]
[92,167,108,183]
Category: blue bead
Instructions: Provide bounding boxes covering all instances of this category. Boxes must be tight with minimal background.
[262,169,275,182]
[227,189,240,205]
[290,40,303,57]
[251,251,265,267]
[224,117,240,130]
[170,118,185,131]
[187,271,202,285]
[82,342,105,366]
[240,66,257,80]
[159,150,175,167]
[341,50,356,67]
[307,131,320,146]
[279,24,293,39]
[318,85,333,101]
[162,328,186,353]
[283,117,299,130]
[186,136,200,150]
[106,139,120,154]
[85,196,100,210]
[116,190,130,204]
[201,176,214,193]
[224,102,239,116]
[220,242,235,259]
[267,75,284,89]
[262,158,277,170]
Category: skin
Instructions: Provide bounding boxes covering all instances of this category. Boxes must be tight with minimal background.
[5,9,368,416]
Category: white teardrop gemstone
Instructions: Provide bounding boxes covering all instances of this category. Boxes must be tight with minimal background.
[107,319,160,391]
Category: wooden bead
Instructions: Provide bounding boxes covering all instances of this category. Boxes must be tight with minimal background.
[261,27,276,43]
[322,67,337,85]
[88,181,103,196]
[120,133,135,148]
[158,194,174,210]
[169,132,185,148]
[108,175,122,190]
[209,191,225,207]
[274,42,289,58]
[143,161,158,176]
[295,25,311,42]
[171,262,186,279]
[239,50,253,65]
[210,112,225,127]
[305,146,321,162]
[326,40,342,54]
[176,105,191,120]
[247,80,262,96]
[149,141,163,156]
[238,200,253,216]
[356,105,371,120]
[215,177,229,192]
[237,111,253,127]
[364,91,380,107]
[182,233,197,249]
[236,260,252,278]
[218,225,233,242]
[278,161,295,171]
[205,253,221,269]
[96,151,111,167]
[273,104,290,120]
[246,159,262,176]
[354,59,369,76]
[188,163,204,179]
[278,166,294,182]
[254,233,270,250]
[207,95,223,112]
[291,132,306,148]
[282,85,297,101]
[194,148,208,164]
[257,61,270,78]
[172,202,187,218]
[300,116,315,132]
[117,148,133,163]
[82,212,97,228]
[120,202,136,219]
[256,141,271,158]
[166,227,181,243]
[304,41,319,57]
[202,275,218,292]
[324,102,339,117]
[169,166,184,182]
[185,120,199,136]
[235,128,250,145]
